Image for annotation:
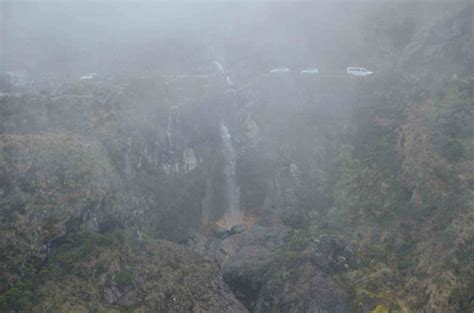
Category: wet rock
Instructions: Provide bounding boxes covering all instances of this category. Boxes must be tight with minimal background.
[208,223,290,266]
[214,227,233,240]
[231,224,245,234]
[213,224,246,240]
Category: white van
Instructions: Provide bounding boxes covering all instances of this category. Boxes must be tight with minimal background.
[80,73,97,80]
[300,68,319,75]
[346,67,373,77]
[270,67,290,73]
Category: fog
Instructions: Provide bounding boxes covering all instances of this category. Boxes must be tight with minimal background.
[0,1,472,312]
[2,0,445,80]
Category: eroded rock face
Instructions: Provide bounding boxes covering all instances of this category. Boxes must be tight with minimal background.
[222,246,270,309]
[0,80,227,244]
[207,222,354,313]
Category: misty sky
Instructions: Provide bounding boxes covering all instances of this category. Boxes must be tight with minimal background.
[1,0,456,80]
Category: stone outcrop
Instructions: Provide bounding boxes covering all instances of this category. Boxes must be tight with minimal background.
[207,221,353,313]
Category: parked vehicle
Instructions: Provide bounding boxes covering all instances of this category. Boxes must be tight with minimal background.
[300,68,319,75]
[270,67,290,73]
[346,67,373,77]
[80,73,97,80]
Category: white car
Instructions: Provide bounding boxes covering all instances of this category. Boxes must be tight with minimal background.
[347,67,373,77]
[270,67,290,73]
[301,68,319,75]
[80,72,97,80]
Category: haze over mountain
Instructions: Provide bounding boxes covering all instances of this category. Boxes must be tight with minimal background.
[0,0,473,312]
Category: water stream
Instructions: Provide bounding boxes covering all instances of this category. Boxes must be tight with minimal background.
[220,122,241,227]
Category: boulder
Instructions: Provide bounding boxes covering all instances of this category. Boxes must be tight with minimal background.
[208,223,290,267]
[215,231,354,313]
[222,245,270,309]
[254,266,351,313]
[231,224,246,234]
[214,228,233,240]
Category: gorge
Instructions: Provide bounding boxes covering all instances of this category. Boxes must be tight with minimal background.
[0,1,473,312]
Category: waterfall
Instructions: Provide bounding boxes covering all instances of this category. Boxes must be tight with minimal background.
[213,60,225,74]
[220,122,241,228]
[166,113,173,148]
[166,106,180,152]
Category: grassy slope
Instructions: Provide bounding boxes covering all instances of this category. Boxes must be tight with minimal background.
[330,78,474,312]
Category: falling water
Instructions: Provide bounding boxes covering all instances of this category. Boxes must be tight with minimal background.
[220,122,241,228]
[166,106,180,152]
[166,113,173,148]
[213,60,225,74]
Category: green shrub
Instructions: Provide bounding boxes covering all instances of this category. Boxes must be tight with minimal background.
[115,266,135,285]
[0,282,35,311]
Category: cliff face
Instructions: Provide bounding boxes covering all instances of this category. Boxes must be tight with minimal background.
[0,133,117,296]
[330,77,473,313]
[324,7,474,311]
[398,80,474,312]
[0,71,357,312]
